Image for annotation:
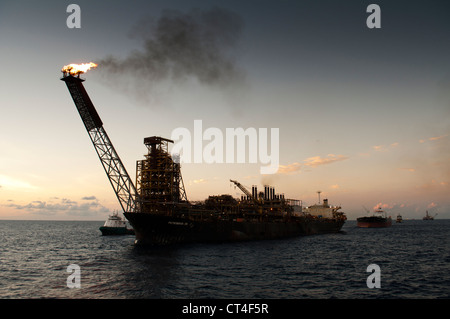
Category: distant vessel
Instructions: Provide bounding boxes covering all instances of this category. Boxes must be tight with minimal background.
[357,207,392,228]
[99,211,134,235]
[396,214,403,223]
[423,210,436,220]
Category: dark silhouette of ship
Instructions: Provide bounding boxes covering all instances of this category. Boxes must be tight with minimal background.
[423,210,437,220]
[357,207,392,228]
[61,71,346,246]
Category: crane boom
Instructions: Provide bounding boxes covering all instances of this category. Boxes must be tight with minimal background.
[61,75,137,213]
[230,179,255,200]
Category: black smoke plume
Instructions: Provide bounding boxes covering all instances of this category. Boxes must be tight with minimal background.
[98,7,245,104]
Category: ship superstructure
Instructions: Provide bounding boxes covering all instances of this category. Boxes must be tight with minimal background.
[304,198,346,220]
[99,211,134,235]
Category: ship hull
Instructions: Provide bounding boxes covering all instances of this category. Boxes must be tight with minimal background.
[357,217,392,228]
[124,213,345,246]
[99,226,134,236]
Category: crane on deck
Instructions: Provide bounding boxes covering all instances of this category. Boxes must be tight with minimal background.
[230,179,259,204]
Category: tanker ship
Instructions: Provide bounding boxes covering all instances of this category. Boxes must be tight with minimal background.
[61,66,346,245]
[357,207,392,228]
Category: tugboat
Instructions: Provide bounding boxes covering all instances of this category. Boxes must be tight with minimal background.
[99,211,134,235]
[357,207,392,228]
[396,214,403,223]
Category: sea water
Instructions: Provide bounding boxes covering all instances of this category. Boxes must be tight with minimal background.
[0,219,449,299]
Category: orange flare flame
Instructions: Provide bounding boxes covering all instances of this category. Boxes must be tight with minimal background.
[61,62,98,76]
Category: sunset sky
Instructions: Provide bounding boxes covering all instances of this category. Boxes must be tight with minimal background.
[1,0,449,220]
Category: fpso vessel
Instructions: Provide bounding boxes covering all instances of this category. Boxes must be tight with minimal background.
[61,72,346,246]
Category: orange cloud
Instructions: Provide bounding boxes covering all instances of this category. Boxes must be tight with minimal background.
[277,154,349,175]
[429,134,449,141]
[372,142,399,152]
[303,154,348,167]
[277,162,302,174]
[373,202,392,210]
[419,134,449,143]
[372,145,386,151]
[427,202,438,209]
[372,202,408,211]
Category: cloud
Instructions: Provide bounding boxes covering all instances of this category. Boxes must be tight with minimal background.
[303,154,349,167]
[429,134,449,141]
[189,178,208,186]
[0,174,36,190]
[372,202,409,211]
[82,196,97,200]
[372,145,385,151]
[276,154,348,175]
[6,197,110,217]
[373,202,393,210]
[277,162,302,174]
[372,142,399,152]
[427,202,438,209]
[419,134,449,143]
